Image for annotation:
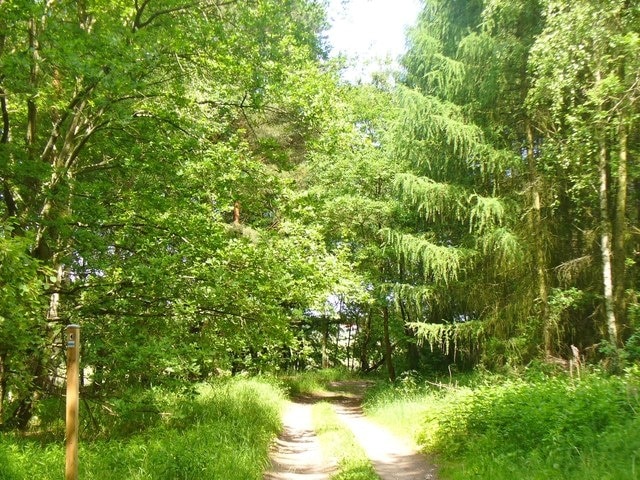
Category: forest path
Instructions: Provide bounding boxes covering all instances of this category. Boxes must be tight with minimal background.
[264,380,438,480]
[263,400,331,480]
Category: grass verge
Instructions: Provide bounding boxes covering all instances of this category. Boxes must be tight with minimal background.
[311,401,379,480]
[364,367,640,480]
[280,368,359,396]
[0,377,285,480]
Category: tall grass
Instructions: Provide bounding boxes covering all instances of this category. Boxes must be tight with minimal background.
[0,377,285,480]
[280,368,359,396]
[364,367,640,480]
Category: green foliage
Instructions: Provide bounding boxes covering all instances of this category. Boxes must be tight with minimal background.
[393,86,484,168]
[1,0,639,446]
[379,0,538,372]
[0,229,48,423]
[0,378,285,480]
[382,230,473,285]
[280,368,359,396]
[410,321,486,360]
[0,0,352,428]
[365,370,640,480]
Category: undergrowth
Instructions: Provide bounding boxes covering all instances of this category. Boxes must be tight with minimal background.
[364,367,640,480]
[312,401,379,480]
[0,377,285,480]
[281,367,359,396]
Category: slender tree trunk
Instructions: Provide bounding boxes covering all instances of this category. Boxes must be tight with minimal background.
[613,119,628,333]
[352,318,360,371]
[8,15,46,431]
[233,201,240,225]
[598,133,619,347]
[359,310,372,372]
[0,353,6,424]
[334,322,340,364]
[321,317,329,369]
[346,322,352,370]
[0,86,18,219]
[26,17,38,161]
[382,304,395,382]
[526,121,551,355]
[400,301,419,370]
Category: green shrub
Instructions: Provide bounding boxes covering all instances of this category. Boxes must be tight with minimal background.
[365,369,640,480]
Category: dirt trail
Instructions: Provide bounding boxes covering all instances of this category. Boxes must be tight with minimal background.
[263,401,332,480]
[264,381,438,480]
[333,401,437,480]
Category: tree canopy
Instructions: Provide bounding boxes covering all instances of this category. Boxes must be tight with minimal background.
[1,0,640,429]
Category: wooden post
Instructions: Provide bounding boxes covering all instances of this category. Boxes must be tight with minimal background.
[65,325,80,480]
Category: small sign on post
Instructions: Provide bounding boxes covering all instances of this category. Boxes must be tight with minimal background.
[65,324,80,480]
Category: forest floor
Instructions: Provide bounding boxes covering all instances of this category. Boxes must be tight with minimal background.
[264,381,438,480]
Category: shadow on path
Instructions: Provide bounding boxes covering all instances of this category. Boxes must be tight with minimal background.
[263,401,333,480]
[264,380,438,480]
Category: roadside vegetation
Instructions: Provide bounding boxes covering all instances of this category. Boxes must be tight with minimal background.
[0,378,284,480]
[365,367,640,480]
[280,368,361,396]
[2,0,640,478]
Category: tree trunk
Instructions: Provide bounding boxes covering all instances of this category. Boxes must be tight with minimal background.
[0,86,18,219]
[26,17,39,160]
[598,133,619,347]
[613,119,628,334]
[10,351,45,430]
[359,310,372,372]
[382,304,396,382]
[0,353,5,424]
[321,317,329,369]
[233,201,240,225]
[400,301,419,370]
[526,121,551,355]
[334,321,340,364]
[346,321,352,370]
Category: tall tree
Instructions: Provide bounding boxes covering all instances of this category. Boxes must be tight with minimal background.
[0,0,341,426]
[528,0,640,350]
[387,0,530,366]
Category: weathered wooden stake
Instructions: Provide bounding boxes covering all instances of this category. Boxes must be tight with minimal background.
[65,324,80,480]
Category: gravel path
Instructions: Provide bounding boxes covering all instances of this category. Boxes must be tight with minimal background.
[264,381,438,480]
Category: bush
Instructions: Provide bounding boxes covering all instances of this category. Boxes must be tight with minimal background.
[365,369,640,480]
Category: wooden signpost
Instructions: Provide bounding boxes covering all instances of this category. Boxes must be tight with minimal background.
[65,324,80,480]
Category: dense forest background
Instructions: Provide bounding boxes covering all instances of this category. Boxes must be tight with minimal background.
[1,0,639,430]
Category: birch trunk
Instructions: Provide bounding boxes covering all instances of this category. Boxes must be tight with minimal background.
[613,120,628,332]
[598,134,619,347]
